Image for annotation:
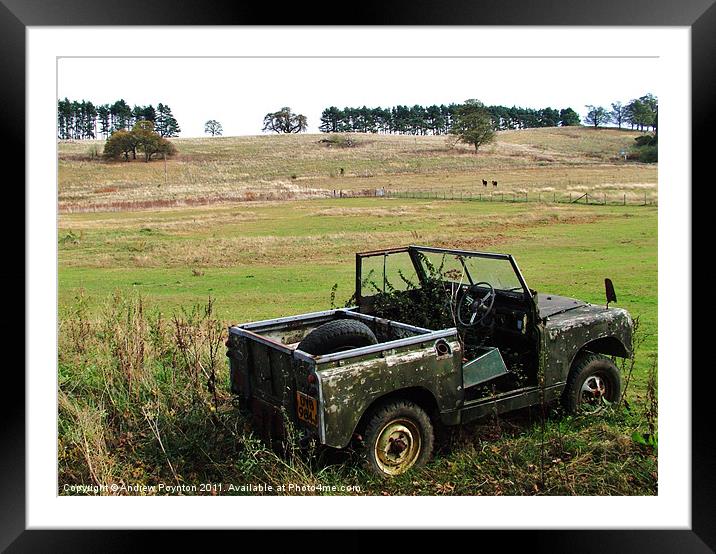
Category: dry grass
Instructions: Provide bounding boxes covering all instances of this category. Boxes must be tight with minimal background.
[58,129,657,211]
[59,293,657,496]
[58,200,616,269]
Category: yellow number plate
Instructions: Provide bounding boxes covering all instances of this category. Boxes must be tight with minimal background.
[296,391,318,427]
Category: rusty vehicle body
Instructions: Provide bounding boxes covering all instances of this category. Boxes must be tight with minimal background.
[226,245,633,477]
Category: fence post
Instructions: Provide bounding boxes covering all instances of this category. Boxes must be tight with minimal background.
[623,193,626,206]
[569,192,572,203]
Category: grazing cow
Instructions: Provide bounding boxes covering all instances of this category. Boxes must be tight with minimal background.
[492,180,498,187]
[482,179,488,187]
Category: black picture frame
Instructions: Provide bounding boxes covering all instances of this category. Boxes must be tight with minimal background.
[7,0,712,550]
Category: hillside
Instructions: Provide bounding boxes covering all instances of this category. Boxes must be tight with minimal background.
[58,127,657,211]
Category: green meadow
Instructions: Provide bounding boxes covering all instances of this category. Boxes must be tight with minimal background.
[59,199,656,354]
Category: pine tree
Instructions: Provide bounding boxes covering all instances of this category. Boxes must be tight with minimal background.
[110,99,132,131]
[155,103,180,137]
[97,105,111,138]
[319,107,342,133]
[162,105,181,137]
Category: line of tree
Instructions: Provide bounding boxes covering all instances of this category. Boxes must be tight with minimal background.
[58,98,180,140]
[585,93,657,131]
[318,103,581,135]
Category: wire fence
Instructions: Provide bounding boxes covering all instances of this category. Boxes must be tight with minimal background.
[62,186,658,214]
[329,188,657,206]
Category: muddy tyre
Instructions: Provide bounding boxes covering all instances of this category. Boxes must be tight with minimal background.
[297,319,378,355]
[562,352,621,414]
[363,400,434,478]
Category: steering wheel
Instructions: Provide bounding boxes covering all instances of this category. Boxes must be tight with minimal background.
[457,282,496,327]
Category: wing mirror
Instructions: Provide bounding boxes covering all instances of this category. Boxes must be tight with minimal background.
[605,278,617,308]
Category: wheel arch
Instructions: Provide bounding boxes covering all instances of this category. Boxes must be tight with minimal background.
[570,335,629,370]
[352,386,439,439]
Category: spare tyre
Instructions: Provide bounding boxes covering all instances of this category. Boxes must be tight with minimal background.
[297,319,378,355]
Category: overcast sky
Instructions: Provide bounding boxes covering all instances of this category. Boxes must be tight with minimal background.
[58,57,658,137]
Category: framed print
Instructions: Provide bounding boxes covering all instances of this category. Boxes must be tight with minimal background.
[8,0,713,550]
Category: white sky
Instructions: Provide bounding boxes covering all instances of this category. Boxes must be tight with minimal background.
[58,57,658,137]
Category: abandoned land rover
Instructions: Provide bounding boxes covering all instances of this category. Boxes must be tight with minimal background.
[226,245,633,478]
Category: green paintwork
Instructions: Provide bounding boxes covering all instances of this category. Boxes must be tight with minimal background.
[227,247,634,450]
[317,337,462,448]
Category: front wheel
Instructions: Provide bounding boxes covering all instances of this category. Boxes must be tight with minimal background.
[363,400,434,478]
[562,352,621,414]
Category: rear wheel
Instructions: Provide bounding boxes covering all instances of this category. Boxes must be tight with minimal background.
[297,319,378,355]
[363,400,434,477]
[562,352,621,414]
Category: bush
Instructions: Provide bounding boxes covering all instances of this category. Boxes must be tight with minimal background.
[103,122,177,162]
[318,134,357,148]
[631,134,657,163]
[635,145,658,163]
[103,129,135,161]
[87,145,100,160]
[634,134,657,147]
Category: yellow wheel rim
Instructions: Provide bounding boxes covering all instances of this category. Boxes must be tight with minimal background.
[374,418,421,476]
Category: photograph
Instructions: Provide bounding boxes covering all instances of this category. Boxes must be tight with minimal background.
[9,9,709,547]
[56,53,660,498]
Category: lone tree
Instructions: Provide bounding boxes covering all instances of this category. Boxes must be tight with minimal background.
[204,120,223,136]
[584,105,611,128]
[103,121,176,162]
[262,107,308,133]
[449,99,496,152]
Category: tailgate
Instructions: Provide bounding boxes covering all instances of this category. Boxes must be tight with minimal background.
[227,326,294,405]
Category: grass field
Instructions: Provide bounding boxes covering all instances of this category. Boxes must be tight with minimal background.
[58,199,658,496]
[58,128,658,496]
[59,127,657,211]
